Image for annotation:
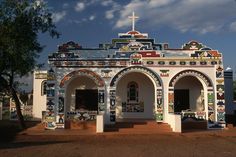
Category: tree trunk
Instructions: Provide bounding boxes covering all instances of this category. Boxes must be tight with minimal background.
[11,87,26,129]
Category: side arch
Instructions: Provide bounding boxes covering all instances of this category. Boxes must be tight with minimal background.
[60,69,105,88]
[58,69,106,125]
[168,69,215,128]
[169,70,213,88]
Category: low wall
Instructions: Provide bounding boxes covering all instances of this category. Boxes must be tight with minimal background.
[96,114,104,133]
[167,113,182,132]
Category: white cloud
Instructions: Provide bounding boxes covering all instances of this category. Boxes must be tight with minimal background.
[75,2,85,12]
[62,3,69,9]
[104,1,121,19]
[105,10,115,19]
[113,0,236,34]
[229,21,236,32]
[89,15,96,21]
[101,0,114,6]
[52,11,66,23]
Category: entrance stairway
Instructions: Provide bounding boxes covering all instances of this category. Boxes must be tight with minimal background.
[105,119,172,134]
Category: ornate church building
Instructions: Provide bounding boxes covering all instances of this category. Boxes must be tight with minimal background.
[33,13,227,132]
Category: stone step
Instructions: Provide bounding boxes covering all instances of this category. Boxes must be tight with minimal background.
[118,129,172,133]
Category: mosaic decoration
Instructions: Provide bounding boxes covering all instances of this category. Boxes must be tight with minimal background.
[211,61,217,65]
[168,92,174,113]
[60,69,105,88]
[139,51,160,57]
[98,90,105,112]
[146,61,154,65]
[58,41,81,52]
[191,50,221,58]
[67,111,97,121]
[160,70,169,77]
[58,97,64,113]
[208,92,215,124]
[181,111,206,121]
[130,53,142,65]
[45,66,57,130]
[35,73,48,79]
[216,66,223,78]
[47,99,55,112]
[215,64,225,126]
[200,61,207,65]
[127,41,144,50]
[56,113,65,129]
[110,90,116,122]
[122,102,144,112]
[45,113,56,130]
[189,61,196,65]
[46,83,55,97]
[156,89,163,121]
[169,61,176,65]
[47,68,56,80]
[110,111,116,122]
[158,61,165,65]
[119,61,127,66]
[182,41,203,50]
[110,66,162,87]
[101,69,112,78]
[180,61,186,65]
[169,70,212,87]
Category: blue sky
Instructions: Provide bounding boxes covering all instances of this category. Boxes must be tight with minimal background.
[38,0,236,71]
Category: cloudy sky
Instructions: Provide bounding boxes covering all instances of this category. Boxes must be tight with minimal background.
[38,0,236,71]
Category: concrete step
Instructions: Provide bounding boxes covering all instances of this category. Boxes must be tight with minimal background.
[105,121,172,133]
[65,120,96,130]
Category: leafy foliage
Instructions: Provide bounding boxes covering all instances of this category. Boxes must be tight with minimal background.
[0,0,59,128]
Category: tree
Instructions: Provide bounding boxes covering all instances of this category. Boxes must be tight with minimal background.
[0,0,59,129]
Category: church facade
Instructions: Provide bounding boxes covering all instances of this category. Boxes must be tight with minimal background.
[33,13,226,132]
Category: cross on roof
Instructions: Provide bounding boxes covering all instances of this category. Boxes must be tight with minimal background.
[128,11,139,31]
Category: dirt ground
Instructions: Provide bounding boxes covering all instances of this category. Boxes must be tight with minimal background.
[0,121,236,157]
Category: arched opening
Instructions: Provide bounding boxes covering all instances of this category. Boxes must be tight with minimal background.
[173,75,208,131]
[65,76,98,113]
[174,76,204,114]
[116,72,155,119]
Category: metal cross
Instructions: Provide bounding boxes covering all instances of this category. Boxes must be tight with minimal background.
[128,12,139,31]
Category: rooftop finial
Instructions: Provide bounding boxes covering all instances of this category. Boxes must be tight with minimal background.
[128,11,139,31]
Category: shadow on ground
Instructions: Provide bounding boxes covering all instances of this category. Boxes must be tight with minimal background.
[0,140,70,149]
[0,120,39,143]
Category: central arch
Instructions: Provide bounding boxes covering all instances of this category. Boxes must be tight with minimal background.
[109,66,163,123]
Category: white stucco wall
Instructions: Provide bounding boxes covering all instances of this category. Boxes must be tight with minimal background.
[116,72,155,119]
[32,71,47,119]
